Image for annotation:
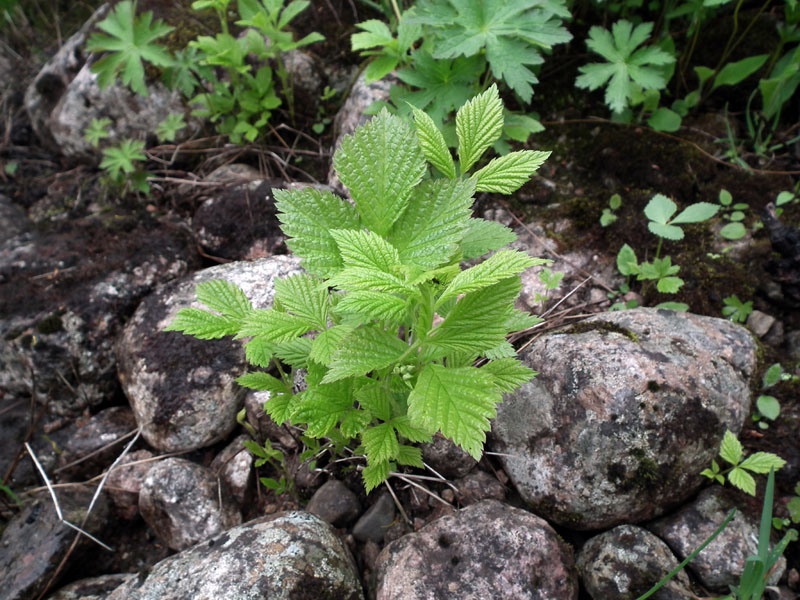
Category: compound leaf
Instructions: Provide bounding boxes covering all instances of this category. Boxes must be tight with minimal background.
[236,371,289,394]
[293,380,354,437]
[309,325,354,366]
[720,429,743,466]
[362,459,391,493]
[336,291,410,324]
[739,452,786,474]
[245,337,275,367]
[396,445,424,467]
[728,466,756,496]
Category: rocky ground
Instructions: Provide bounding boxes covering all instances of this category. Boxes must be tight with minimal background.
[1,1,800,599]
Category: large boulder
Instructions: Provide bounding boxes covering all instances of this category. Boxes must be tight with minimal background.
[107,512,364,600]
[115,256,303,452]
[374,499,578,600]
[491,308,757,529]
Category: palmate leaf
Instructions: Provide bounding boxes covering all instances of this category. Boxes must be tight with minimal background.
[274,187,361,277]
[460,218,517,260]
[437,249,541,305]
[474,150,551,194]
[407,364,502,459]
[456,84,503,173]
[333,110,426,236]
[387,178,474,270]
[87,0,175,96]
[323,324,410,383]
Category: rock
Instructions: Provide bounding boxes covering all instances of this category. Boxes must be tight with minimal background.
[454,470,506,506]
[374,499,578,600]
[210,434,254,506]
[282,49,323,97]
[576,525,693,599]
[649,486,785,592]
[0,211,196,417]
[421,435,477,479]
[0,488,109,600]
[192,178,286,261]
[306,479,361,527]
[0,194,31,239]
[46,573,136,600]
[105,449,155,519]
[491,308,757,529]
[352,492,396,543]
[115,255,303,452]
[747,309,776,338]
[57,407,138,479]
[328,71,395,195]
[787,329,800,362]
[107,512,364,600]
[138,457,241,551]
[244,390,298,449]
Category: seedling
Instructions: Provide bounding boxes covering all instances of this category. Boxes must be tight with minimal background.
[701,430,785,495]
[155,112,187,143]
[722,295,753,324]
[84,117,112,148]
[717,189,749,241]
[753,363,798,430]
[99,138,150,194]
[600,193,621,227]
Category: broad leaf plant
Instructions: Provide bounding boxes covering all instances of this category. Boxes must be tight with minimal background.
[166,86,551,492]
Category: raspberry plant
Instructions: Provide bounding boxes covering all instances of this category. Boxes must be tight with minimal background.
[166,86,550,491]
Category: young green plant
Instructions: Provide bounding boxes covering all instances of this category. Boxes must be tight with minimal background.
[166,85,550,492]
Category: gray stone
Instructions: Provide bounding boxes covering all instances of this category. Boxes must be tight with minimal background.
[649,486,785,592]
[244,390,298,449]
[57,407,138,479]
[105,449,154,520]
[115,255,302,452]
[421,435,477,479]
[107,512,364,600]
[46,574,136,600]
[577,525,693,599]
[787,329,800,362]
[210,435,254,506]
[0,194,31,239]
[306,479,361,527]
[454,470,506,506]
[491,308,757,529]
[747,309,777,339]
[353,492,396,543]
[138,457,241,551]
[374,499,578,600]
[0,488,109,600]
[282,50,323,97]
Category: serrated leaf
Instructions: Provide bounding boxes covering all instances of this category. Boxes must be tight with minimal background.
[326,268,413,296]
[720,430,743,466]
[408,364,501,460]
[293,379,355,437]
[648,222,684,240]
[505,309,543,332]
[336,291,409,324]
[427,277,521,357]
[481,358,537,393]
[788,497,800,523]
[396,445,423,467]
[339,407,372,438]
[351,19,393,50]
[483,340,517,360]
[387,178,474,270]
[363,423,400,464]
[617,243,638,276]
[392,415,433,443]
[456,84,503,173]
[273,337,313,368]
[756,396,781,421]
[275,187,361,277]
[437,250,541,306]
[309,325,354,366]
[236,371,289,394]
[362,460,391,493]
[265,392,296,424]
[274,274,328,330]
[671,202,720,224]
[412,106,456,179]
[728,467,757,495]
[356,382,393,422]
[460,218,517,261]
[333,110,425,236]
[238,309,316,342]
[644,194,677,224]
[656,276,684,293]
[474,150,551,194]
[330,229,401,273]
[740,451,786,473]
[164,308,239,339]
[245,337,275,367]
[323,325,409,383]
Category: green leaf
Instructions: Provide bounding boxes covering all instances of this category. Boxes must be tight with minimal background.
[656,275,684,294]
[647,107,681,132]
[788,497,800,523]
[237,309,315,342]
[756,396,781,421]
[456,84,503,173]
[326,268,413,296]
[356,383,393,422]
[309,325,354,366]
[333,110,425,236]
[84,117,112,147]
[648,222,684,241]
[392,415,433,443]
[644,193,677,224]
[164,308,239,339]
[412,106,456,179]
[481,358,537,393]
[438,250,541,306]
[273,337,313,368]
[728,467,757,496]
[195,280,252,321]
[712,54,768,90]
[245,337,275,367]
[274,187,361,277]
[720,222,747,240]
[474,150,551,194]
[655,301,688,311]
[387,178,474,270]
[293,380,354,437]
[336,291,409,324]
[616,243,638,276]
[407,364,502,460]
[762,363,783,388]
[671,202,720,224]
[351,19,394,50]
[274,274,328,330]
[739,451,786,473]
[362,459,391,493]
[264,392,296,424]
[236,371,289,394]
[719,429,743,466]
[330,229,401,273]
[323,325,409,383]
[396,445,424,467]
[339,407,372,438]
[362,423,399,464]
[155,112,186,143]
[100,139,147,180]
[460,219,517,260]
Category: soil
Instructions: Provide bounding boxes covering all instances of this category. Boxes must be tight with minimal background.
[1,0,800,597]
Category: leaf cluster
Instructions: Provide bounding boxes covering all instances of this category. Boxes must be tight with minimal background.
[700,430,785,496]
[166,86,549,492]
